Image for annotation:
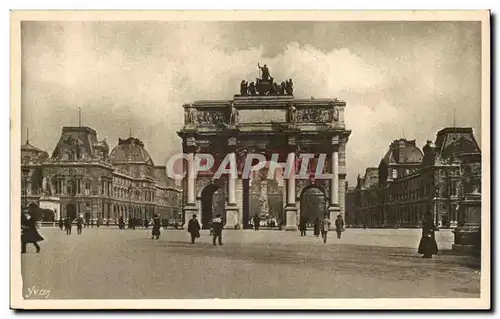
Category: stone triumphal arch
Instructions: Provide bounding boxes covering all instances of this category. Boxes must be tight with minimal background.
[178,70,351,230]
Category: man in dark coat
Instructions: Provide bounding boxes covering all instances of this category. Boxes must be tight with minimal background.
[151,214,161,240]
[76,215,84,235]
[418,212,438,258]
[335,215,345,239]
[58,217,64,231]
[211,214,224,246]
[65,216,72,235]
[187,214,201,244]
[299,217,307,236]
[21,211,44,253]
[313,218,321,237]
[253,215,260,231]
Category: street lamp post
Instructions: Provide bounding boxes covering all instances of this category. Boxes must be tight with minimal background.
[21,167,30,210]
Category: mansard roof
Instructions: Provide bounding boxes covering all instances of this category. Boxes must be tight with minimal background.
[381,138,423,165]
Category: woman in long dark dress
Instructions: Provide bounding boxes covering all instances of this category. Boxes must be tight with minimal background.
[21,212,44,253]
[418,212,438,258]
[151,214,161,240]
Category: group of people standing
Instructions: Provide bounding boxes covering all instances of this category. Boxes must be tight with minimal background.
[300,214,345,243]
[57,215,85,235]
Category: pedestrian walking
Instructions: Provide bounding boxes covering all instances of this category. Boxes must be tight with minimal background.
[187,214,201,244]
[76,215,84,235]
[313,218,320,237]
[320,214,331,244]
[65,216,72,235]
[58,217,64,231]
[253,214,260,231]
[151,214,161,240]
[299,217,307,237]
[335,215,345,239]
[144,218,150,230]
[118,216,125,230]
[418,212,438,258]
[21,210,44,253]
[211,214,224,246]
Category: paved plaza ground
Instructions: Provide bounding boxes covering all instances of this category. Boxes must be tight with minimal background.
[20,227,481,299]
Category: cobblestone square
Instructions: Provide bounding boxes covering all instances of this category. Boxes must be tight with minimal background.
[20,227,480,299]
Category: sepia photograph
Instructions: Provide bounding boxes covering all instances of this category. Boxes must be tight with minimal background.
[10,10,490,310]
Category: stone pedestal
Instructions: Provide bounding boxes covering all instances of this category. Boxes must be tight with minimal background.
[39,196,61,227]
[182,204,198,229]
[225,204,240,230]
[284,205,298,231]
[452,198,481,254]
[328,205,341,230]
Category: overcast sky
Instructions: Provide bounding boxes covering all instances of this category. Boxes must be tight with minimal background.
[21,21,482,186]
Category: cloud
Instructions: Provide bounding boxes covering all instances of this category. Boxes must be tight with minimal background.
[21,21,482,187]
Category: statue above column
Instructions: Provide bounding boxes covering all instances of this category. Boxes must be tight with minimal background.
[238,64,294,97]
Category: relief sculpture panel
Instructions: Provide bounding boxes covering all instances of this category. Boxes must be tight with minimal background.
[296,108,338,123]
[196,110,229,125]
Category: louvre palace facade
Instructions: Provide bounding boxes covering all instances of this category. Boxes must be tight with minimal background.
[346,127,481,229]
[21,126,182,223]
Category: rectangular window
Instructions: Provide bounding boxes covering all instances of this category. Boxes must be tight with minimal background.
[451,180,457,196]
[85,182,91,195]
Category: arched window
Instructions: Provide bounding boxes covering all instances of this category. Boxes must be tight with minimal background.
[392,169,398,179]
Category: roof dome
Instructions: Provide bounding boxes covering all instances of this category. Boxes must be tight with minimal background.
[109,137,154,165]
[21,140,49,164]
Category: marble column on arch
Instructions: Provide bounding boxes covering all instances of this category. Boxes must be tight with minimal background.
[182,140,198,229]
[328,136,341,229]
[284,141,298,231]
[225,136,240,229]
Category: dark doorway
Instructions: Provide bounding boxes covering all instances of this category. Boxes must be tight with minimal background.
[300,186,327,225]
[66,203,77,220]
[200,184,226,229]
